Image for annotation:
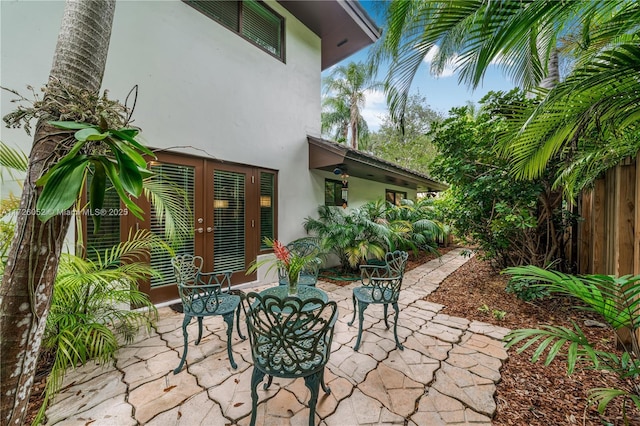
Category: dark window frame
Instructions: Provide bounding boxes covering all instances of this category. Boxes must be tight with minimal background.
[258,170,277,253]
[184,0,286,62]
[386,189,407,206]
[325,178,346,207]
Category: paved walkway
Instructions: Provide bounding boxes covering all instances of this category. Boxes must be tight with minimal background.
[45,248,510,425]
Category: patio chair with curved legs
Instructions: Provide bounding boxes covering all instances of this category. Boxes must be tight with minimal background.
[348,250,408,351]
[277,240,322,287]
[243,292,338,426]
[171,254,245,374]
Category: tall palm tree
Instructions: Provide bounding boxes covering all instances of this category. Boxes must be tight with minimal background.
[0,1,116,424]
[322,62,381,150]
[321,96,350,143]
[371,0,640,182]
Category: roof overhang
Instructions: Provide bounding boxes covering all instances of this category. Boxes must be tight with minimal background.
[278,0,380,70]
[308,136,448,193]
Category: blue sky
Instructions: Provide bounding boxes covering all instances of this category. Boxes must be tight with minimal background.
[321,1,517,132]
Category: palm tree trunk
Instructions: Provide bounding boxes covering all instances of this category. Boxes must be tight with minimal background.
[0,1,115,424]
[539,49,560,90]
[350,100,359,150]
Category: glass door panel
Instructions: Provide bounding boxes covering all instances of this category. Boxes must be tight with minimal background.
[149,163,196,289]
[212,170,246,274]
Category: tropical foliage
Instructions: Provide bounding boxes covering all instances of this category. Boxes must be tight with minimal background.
[4,82,156,231]
[304,199,444,271]
[32,229,163,425]
[0,140,28,183]
[371,0,640,194]
[430,90,574,269]
[0,135,186,426]
[503,265,640,420]
[322,61,382,150]
[247,237,319,282]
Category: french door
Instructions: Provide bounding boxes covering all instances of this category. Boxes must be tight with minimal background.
[124,152,276,304]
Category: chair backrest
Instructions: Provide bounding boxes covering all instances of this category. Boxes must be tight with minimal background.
[171,254,203,285]
[244,292,338,377]
[365,276,403,303]
[385,250,409,278]
[359,250,408,284]
[287,240,320,259]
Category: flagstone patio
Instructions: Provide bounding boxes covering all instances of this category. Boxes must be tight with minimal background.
[45,248,510,425]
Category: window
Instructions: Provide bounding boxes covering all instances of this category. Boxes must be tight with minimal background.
[386,190,407,206]
[325,179,346,207]
[259,172,275,250]
[185,0,284,60]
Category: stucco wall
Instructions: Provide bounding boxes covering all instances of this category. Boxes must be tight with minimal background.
[1,0,323,244]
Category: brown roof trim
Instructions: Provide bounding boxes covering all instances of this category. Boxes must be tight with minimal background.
[278,0,381,70]
[308,136,448,192]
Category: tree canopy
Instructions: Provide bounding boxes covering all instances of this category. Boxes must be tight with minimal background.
[372,0,640,187]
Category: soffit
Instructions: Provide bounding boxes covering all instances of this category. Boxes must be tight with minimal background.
[278,0,380,70]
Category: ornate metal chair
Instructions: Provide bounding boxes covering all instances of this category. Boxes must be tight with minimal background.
[277,240,322,287]
[171,254,245,374]
[348,250,409,351]
[243,292,338,426]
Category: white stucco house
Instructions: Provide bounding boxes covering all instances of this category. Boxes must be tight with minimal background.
[1,0,445,305]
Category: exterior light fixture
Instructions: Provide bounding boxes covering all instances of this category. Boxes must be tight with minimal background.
[341,175,349,208]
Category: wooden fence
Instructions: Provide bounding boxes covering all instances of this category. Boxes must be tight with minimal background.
[577,156,640,276]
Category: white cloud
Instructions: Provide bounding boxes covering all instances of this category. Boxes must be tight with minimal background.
[362,89,388,132]
[423,45,458,78]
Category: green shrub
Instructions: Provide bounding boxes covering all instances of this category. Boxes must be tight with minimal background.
[304,199,445,271]
[33,229,166,425]
[429,90,573,269]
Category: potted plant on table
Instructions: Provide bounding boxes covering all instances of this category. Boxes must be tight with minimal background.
[247,238,319,295]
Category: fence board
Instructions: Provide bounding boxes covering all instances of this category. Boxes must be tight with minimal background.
[578,190,592,274]
[618,163,635,275]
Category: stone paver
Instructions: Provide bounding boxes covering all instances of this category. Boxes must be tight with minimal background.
[45,248,512,425]
[128,370,203,423]
[46,370,127,424]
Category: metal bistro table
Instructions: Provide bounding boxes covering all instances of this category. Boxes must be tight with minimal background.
[259,285,329,313]
[258,285,329,311]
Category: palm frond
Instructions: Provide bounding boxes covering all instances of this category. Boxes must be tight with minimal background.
[505,43,640,179]
[0,140,28,183]
[143,174,193,247]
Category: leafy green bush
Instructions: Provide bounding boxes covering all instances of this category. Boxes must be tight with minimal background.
[303,199,445,271]
[430,89,573,269]
[503,265,640,420]
[304,205,387,271]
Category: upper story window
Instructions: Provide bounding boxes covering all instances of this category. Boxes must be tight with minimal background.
[185,0,285,61]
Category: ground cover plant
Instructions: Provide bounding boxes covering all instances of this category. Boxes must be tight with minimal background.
[503,266,640,422]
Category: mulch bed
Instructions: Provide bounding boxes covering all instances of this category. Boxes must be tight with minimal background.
[429,255,640,426]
